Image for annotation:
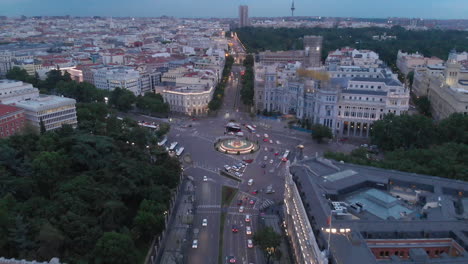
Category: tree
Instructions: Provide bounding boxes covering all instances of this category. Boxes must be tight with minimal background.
[93,232,137,264]
[414,96,432,117]
[371,113,436,151]
[6,67,29,81]
[253,227,281,264]
[36,222,65,261]
[437,113,468,145]
[135,93,169,117]
[311,124,333,143]
[132,200,166,242]
[407,71,415,89]
[108,87,136,112]
[32,151,70,197]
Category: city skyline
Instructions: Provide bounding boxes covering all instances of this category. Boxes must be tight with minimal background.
[0,0,468,20]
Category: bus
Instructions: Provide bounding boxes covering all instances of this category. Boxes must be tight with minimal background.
[176,147,185,157]
[246,125,256,133]
[281,150,290,162]
[138,121,158,129]
[226,122,241,133]
[169,142,178,151]
[157,137,167,146]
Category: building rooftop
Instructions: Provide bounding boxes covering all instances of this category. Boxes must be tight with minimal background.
[14,95,76,111]
[0,104,23,116]
[351,77,402,86]
[289,157,468,264]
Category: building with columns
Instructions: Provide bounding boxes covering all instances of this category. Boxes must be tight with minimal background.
[254,47,410,138]
[161,84,214,116]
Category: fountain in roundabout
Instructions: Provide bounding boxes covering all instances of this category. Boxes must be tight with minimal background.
[216,137,259,155]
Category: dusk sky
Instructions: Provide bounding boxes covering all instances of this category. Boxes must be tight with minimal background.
[0,0,467,19]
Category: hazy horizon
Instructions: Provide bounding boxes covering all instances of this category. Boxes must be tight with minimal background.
[1,0,467,20]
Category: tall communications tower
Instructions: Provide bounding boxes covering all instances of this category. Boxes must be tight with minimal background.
[291,1,295,17]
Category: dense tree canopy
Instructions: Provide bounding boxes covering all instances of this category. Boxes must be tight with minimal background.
[0,78,179,263]
[327,113,468,180]
[108,87,136,112]
[240,54,255,106]
[136,92,169,117]
[235,27,468,70]
[208,55,233,111]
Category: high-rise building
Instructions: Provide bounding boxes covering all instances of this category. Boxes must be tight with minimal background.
[239,5,249,28]
[303,35,323,68]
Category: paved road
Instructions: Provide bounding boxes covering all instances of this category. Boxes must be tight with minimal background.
[121,51,358,264]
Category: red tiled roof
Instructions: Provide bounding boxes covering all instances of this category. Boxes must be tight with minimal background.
[0,104,23,116]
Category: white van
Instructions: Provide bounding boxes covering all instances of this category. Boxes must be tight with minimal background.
[248,179,253,186]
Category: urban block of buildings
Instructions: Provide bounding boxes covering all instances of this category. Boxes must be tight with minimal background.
[258,35,323,68]
[412,50,468,120]
[396,50,443,76]
[0,17,231,116]
[284,157,468,264]
[0,79,77,134]
[255,45,410,138]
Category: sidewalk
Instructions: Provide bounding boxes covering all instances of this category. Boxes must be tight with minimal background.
[261,213,292,264]
[159,181,196,264]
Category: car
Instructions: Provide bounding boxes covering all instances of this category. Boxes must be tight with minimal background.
[274,151,279,156]
[239,206,244,213]
[247,239,253,248]
[269,159,274,164]
[228,256,236,263]
[251,190,258,195]
[237,199,243,206]
[249,199,255,205]
[269,140,273,144]
[263,138,268,142]
[224,165,231,171]
[276,140,280,144]
[264,147,268,151]
[232,225,239,233]
[256,134,260,137]
[245,214,251,222]
[261,163,266,168]
[339,137,348,142]
[264,133,269,138]
[203,176,208,182]
[202,219,207,226]
[192,239,198,248]
[248,179,253,186]
[246,226,252,235]
[264,155,268,161]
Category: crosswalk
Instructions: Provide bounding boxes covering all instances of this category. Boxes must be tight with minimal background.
[256,199,275,210]
[197,205,221,209]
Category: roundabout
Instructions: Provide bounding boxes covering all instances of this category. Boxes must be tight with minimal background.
[216,137,259,155]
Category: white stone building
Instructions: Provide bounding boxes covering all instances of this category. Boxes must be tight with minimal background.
[0,79,40,104]
[412,51,468,120]
[14,95,77,131]
[93,66,141,95]
[162,85,214,116]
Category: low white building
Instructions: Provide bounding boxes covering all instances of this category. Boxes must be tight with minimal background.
[0,79,40,104]
[93,66,141,95]
[162,85,214,116]
[14,95,77,131]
